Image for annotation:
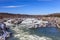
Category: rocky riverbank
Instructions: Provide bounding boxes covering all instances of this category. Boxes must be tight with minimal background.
[1,17,60,28]
[0,17,60,40]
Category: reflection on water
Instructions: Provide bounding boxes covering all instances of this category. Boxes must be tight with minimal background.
[32,27,60,36]
[29,27,60,40]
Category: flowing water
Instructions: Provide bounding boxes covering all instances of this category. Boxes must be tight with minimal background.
[9,25,60,40]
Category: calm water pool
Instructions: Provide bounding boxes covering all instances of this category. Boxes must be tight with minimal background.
[29,27,60,40]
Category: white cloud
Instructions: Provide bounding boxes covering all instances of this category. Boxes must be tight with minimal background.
[4,6,20,8]
[2,5,25,8]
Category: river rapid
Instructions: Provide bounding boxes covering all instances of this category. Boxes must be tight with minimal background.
[8,24,60,40]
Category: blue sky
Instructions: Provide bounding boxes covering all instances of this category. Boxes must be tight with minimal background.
[0,0,60,15]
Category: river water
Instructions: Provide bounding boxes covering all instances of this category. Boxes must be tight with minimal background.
[10,25,60,40]
[29,27,60,40]
[29,27,60,36]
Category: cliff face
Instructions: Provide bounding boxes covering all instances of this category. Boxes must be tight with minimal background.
[0,13,60,19]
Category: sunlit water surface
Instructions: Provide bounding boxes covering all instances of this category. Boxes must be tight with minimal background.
[9,25,60,40]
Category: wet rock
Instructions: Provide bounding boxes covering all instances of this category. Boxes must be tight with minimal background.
[0,22,12,40]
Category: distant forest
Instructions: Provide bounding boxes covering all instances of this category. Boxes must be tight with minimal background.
[0,13,60,19]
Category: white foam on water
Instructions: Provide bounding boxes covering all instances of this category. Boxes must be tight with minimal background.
[10,25,52,40]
